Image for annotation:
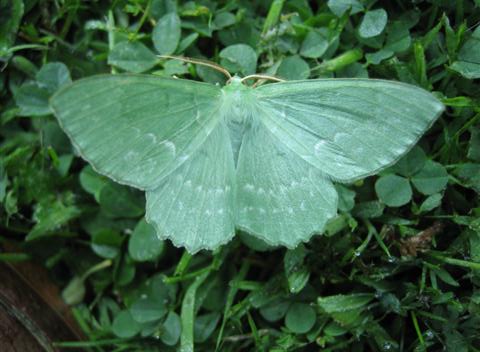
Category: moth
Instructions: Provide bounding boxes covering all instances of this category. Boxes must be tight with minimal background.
[50,59,444,253]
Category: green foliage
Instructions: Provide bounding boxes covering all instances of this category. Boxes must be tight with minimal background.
[0,0,23,57]
[285,302,316,334]
[112,310,142,338]
[375,174,412,207]
[220,44,258,75]
[153,13,181,55]
[128,219,165,262]
[108,41,158,73]
[358,8,388,39]
[451,26,480,79]
[1,0,480,351]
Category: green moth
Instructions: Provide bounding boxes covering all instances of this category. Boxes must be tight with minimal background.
[50,66,444,253]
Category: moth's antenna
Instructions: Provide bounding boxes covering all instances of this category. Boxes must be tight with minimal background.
[241,74,285,87]
[158,55,232,79]
[240,74,285,83]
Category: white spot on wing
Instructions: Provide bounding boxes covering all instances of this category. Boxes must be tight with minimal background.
[333,132,349,143]
[314,139,328,156]
[132,127,141,136]
[146,133,157,143]
[160,140,176,156]
[178,154,189,163]
[244,183,254,191]
[125,151,138,162]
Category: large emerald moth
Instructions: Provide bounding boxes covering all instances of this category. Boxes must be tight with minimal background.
[50,68,444,253]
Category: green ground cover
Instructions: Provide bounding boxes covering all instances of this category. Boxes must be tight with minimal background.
[1,0,480,351]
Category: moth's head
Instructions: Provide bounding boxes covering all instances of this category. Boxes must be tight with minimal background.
[226,74,286,89]
[224,75,250,92]
[224,74,285,93]
[228,75,243,85]
[221,76,257,116]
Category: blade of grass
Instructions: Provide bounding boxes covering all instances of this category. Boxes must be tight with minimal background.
[411,311,425,347]
[364,220,392,258]
[180,271,210,352]
[215,261,250,351]
[174,251,192,276]
[262,0,285,36]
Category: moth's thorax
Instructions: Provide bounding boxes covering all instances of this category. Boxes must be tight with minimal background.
[221,77,256,125]
[221,77,257,165]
